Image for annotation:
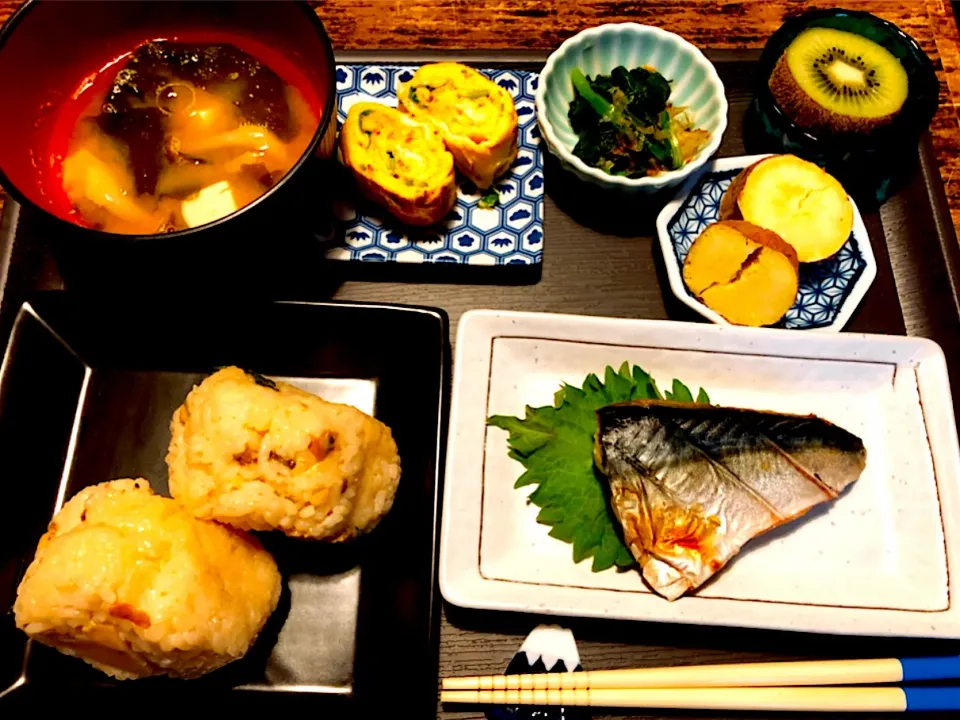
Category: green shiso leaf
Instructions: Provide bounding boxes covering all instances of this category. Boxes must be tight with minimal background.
[487,363,708,572]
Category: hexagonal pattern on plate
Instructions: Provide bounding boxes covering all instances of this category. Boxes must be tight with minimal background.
[468,252,498,266]
[452,230,482,254]
[486,233,517,255]
[522,227,544,253]
[504,200,535,231]
[522,171,544,200]
[502,252,534,266]
[467,206,501,233]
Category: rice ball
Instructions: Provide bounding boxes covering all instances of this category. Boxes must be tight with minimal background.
[166,367,401,540]
[14,479,281,680]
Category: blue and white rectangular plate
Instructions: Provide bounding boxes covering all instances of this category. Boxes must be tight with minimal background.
[328,64,543,266]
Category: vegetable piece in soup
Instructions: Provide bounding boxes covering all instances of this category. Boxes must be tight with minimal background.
[59,41,318,234]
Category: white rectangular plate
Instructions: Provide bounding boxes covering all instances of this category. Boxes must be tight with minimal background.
[439,310,960,637]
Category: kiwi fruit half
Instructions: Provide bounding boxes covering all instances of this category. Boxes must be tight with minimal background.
[769,26,909,134]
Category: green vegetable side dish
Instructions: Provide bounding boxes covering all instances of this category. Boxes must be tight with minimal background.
[478,189,500,209]
[568,65,711,178]
[487,362,710,572]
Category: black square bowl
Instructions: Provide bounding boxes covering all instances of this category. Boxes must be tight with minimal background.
[0,294,448,715]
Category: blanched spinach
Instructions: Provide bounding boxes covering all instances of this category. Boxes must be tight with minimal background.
[567,65,680,177]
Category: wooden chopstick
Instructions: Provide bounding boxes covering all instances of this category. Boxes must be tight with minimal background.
[440,686,960,712]
[442,656,960,691]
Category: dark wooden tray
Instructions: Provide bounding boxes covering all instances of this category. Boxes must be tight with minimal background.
[2,48,960,720]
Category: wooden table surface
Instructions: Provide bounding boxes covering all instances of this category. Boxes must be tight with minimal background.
[1,3,959,720]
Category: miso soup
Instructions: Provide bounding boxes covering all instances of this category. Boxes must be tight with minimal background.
[56,41,319,234]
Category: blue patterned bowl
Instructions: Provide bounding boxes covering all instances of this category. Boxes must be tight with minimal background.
[535,23,728,194]
[655,154,877,331]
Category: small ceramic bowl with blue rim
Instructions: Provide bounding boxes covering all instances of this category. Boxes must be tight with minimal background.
[655,154,877,331]
[535,23,728,194]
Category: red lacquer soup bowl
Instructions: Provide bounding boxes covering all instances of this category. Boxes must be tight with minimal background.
[0,0,338,290]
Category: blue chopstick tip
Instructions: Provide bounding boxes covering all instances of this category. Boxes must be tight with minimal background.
[903,687,960,712]
[900,656,960,683]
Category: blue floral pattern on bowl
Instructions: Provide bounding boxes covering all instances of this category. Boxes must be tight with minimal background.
[328,64,543,266]
[656,155,877,331]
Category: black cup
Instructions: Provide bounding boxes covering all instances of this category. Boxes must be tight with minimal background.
[745,8,939,207]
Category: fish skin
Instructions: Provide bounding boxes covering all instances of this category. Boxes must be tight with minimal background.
[594,401,866,601]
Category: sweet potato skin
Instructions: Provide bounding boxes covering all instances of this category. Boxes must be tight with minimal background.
[719,157,785,222]
[718,162,758,221]
[722,220,799,270]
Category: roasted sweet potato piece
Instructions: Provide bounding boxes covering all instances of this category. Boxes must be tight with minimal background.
[683,220,799,327]
[719,155,853,263]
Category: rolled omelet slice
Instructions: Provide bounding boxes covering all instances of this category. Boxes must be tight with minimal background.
[397,62,519,189]
[14,479,281,680]
[340,102,456,226]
